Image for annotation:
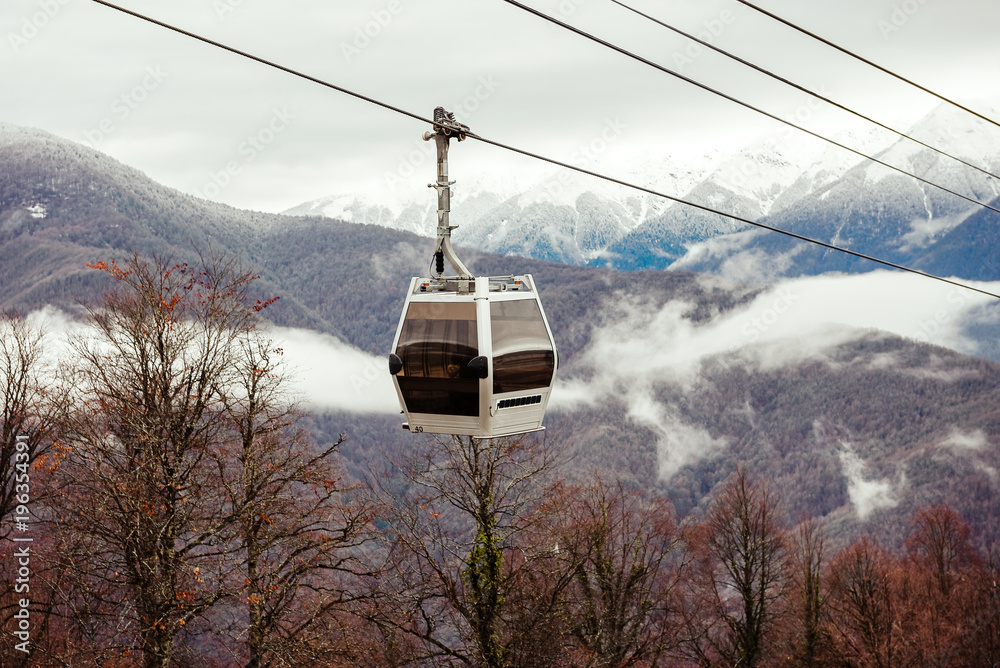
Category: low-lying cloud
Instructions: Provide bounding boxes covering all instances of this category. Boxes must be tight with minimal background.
[624,392,728,480]
[23,307,398,415]
[939,427,997,483]
[557,270,1000,402]
[266,326,398,414]
[551,270,1000,479]
[940,427,988,452]
[22,269,1000,433]
[838,446,899,520]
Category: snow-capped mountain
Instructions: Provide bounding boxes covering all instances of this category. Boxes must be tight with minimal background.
[282,168,532,238]
[283,148,726,265]
[600,123,901,270]
[283,104,1000,274]
[673,102,1000,282]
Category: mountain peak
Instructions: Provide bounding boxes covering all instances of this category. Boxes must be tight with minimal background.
[280,104,1000,271]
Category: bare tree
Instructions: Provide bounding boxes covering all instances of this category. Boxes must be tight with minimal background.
[0,313,64,666]
[559,479,681,667]
[680,468,788,667]
[826,536,896,668]
[54,251,267,667]
[899,505,980,667]
[966,546,1000,667]
[906,504,978,598]
[214,333,373,667]
[0,312,52,531]
[369,433,561,668]
[787,518,829,666]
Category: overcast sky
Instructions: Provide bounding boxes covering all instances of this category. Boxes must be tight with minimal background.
[3,0,999,212]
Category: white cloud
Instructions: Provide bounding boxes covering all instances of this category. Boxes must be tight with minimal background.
[269,326,398,414]
[939,428,997,484]
[5,0,1000,213]
[838,446,899,520]
[940,427,988,452]
[22,307,398,415]
[555,270,1000,393]
[549,270,1000,478]
[625,394,727,480]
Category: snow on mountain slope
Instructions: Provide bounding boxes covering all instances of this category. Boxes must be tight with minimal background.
[282,168,531,238]
[282,104,1000,270]
[282,148,726,264]
[867,102,1000,185]
[594,124,898,271]
[672,102,1000,282]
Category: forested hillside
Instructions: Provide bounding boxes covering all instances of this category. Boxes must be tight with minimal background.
[3,123,1000,541]
[1,123,999,665]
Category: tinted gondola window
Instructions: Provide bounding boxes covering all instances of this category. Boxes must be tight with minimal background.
[491,299,554,394]
[395,301,480,416]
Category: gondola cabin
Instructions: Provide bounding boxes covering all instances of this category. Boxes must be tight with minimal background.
[388,274,557,438]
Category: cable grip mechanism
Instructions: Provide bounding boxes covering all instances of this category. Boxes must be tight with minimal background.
[424,106,472,281]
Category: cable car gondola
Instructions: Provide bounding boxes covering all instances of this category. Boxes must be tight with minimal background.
[388,108,558,438]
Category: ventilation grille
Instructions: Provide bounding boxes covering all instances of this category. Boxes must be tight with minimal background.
[497,395,542,410]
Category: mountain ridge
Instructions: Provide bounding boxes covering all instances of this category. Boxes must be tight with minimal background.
[2,121,999,549]
[280,105,997,273]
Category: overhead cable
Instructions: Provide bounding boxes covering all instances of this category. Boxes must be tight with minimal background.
[734,0,1000,132]
[499,0,1000,217]
[607,0,1000,182]
[89,1,431,128]
[87,0,1000,301]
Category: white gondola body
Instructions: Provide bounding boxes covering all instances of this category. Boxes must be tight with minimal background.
[389,274,558,438]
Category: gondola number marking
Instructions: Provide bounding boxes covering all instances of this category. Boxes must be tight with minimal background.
[413,425,423,433]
